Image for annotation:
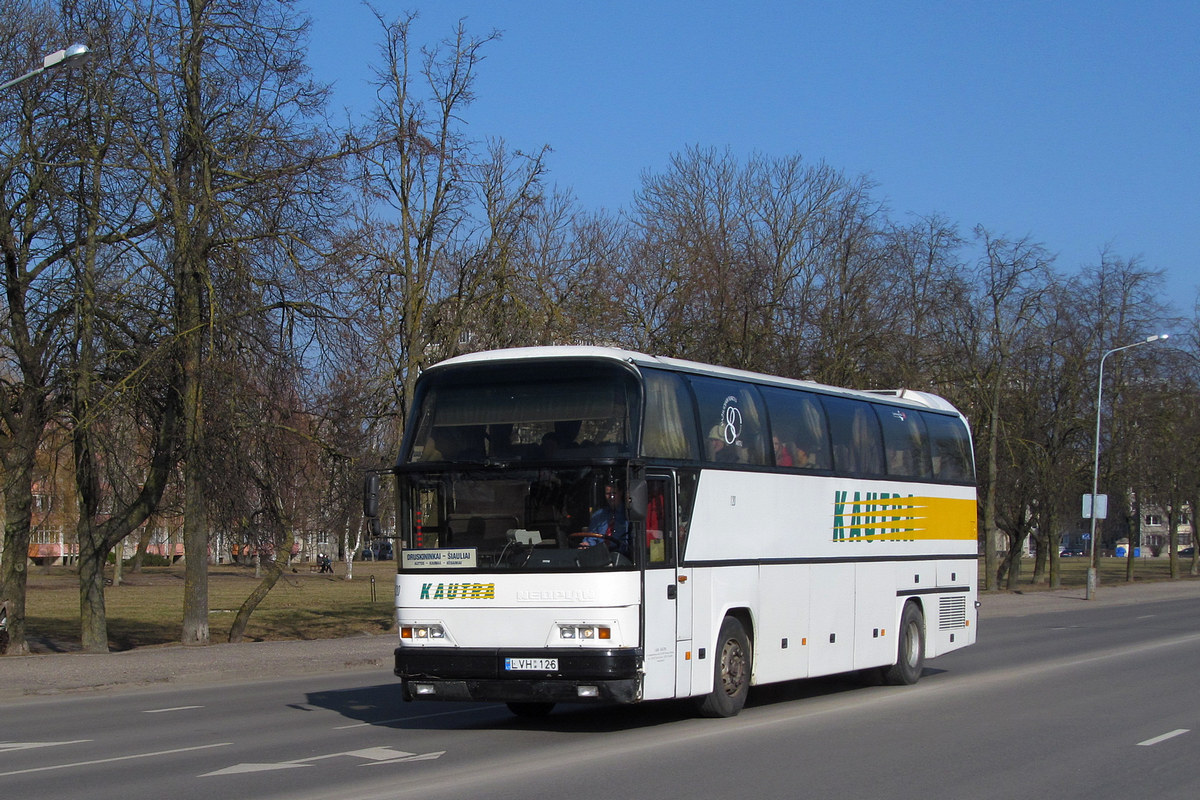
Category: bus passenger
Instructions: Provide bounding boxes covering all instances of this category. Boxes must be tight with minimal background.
[708,426,739,463]
[773,436,794,467]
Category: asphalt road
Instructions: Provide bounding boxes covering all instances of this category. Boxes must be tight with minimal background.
[2,582,1198,799]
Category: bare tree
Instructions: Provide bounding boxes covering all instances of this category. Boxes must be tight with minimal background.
[0,2,95,655]
[1075,255,1171,578]
[1004,278,1092,588]
[957,227,1053,590]
[122,0,333,646]
[337,13,561,455]
[628,147,874,379]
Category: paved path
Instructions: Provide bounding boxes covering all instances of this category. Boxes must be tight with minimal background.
[0,633,392,701]
[2,578,1197,701]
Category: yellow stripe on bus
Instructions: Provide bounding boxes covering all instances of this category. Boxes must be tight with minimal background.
[831,496,976,542]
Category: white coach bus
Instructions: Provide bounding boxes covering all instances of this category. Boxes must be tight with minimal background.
[367,346,978,717]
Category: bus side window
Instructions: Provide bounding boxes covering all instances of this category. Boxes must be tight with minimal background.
[876,405,932,479]
[688,377,768,466]
[640,370,700,460]
[822,396,885,477]
[760,387,832,470]
[922,412,974,482]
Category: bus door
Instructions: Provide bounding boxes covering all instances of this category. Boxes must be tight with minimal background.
[641,474,689,701]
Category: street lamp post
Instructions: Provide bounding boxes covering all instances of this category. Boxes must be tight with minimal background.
[1086,333,1169,599]
[0,44,92,92]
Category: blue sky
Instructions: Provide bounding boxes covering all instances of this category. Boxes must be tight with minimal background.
[302,1,1198,316]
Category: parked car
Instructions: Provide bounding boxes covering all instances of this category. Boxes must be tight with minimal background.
[360,540,393,560]
[1060,548,1086,557]
[1181,546,1195,557]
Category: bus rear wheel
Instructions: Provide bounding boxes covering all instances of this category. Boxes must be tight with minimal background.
[695,616,751,718]
[882,602,925,685]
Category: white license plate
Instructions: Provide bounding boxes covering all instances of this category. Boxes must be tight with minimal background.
[505,657,558,671]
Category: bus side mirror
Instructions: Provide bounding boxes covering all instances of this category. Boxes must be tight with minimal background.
[627,479,647,522]
[363,473,380,521]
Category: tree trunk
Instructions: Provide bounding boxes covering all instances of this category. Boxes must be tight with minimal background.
[181,466,210,646]
[1168,505,1179,581]
[77,529,111,653]
[1191,489,1199,577]
[228,515,294,643]
[1126,495,1141,583]
[132,524,153,573]
[180,340,210,646]
[112,539,124,587]
[0,456,35,656]
[1003,532,1025,590]
[982,386,1001,590]
[344,519,361,581]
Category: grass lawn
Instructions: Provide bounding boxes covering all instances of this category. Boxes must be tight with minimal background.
[984,554,1199,591]
[18,553,1199,653]
[23,559,398,653]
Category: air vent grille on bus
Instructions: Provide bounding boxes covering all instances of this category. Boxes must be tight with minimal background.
[938,596,967,630]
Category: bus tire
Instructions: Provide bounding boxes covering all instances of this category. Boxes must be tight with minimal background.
[695,616,751,718]
[882,601,925,685]
[506,701,555,718]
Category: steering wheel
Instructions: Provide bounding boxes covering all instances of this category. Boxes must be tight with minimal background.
[568,531,620,549]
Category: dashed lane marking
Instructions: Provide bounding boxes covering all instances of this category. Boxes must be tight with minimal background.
[0,743,232,778]
[1137,729,1190,747]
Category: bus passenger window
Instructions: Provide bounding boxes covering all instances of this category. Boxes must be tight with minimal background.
[922,412,974,482]
[823,396,884,476]
[875,405,932,479]
[688,377,768,466]
[640,370,700,460]
[760,387,832,470]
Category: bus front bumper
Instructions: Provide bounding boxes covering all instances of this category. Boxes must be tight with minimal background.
[395,646,643,704]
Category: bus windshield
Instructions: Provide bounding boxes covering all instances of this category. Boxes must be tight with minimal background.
[398,467,641,571]
[405,362,639,465]
[397,360,645,571]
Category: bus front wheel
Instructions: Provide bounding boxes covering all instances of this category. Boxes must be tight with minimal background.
[695,616,751,718]
[882,602,925,685]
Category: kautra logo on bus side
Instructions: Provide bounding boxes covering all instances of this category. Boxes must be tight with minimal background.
[418,582,496,600]
[832,490,920,542]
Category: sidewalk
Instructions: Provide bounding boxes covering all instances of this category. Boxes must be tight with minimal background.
[0,632,394,702]
[2,578,1198,702]
[977,575,1200,618]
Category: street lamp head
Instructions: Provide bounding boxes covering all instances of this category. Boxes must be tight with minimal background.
[42,44,93,71]
[2,43,93,92]
[63,44,93,66]
[1145,333,1169,343]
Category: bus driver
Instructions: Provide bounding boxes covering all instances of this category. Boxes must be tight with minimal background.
[574,483,630,555]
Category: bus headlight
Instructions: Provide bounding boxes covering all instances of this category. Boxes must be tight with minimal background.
[557,624,611,641]
[401,624,446,640]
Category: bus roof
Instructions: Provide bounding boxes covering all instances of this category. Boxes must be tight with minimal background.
[425,346,965,416]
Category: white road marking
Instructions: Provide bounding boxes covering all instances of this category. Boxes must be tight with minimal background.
[143,705,203,714]
[0,741,90,754]
[0,742,232,778]
[1137,729,1190,747]
[200,746,444,777]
